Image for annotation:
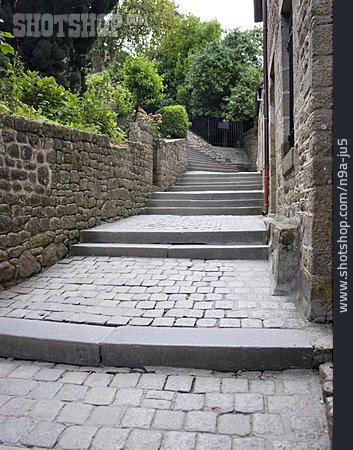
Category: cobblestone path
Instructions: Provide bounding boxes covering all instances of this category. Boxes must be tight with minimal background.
[0,257,308,329]
[80,216,266,232]
[0,145,332,448]
[0,359,330,449]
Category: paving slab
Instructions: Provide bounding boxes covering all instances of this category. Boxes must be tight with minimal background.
[101,326,313,370]
[0,318,313,370]
[0,318,112,366]
[0,359,331,449]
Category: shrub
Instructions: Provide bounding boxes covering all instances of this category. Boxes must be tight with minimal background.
[157,105,190,138]
[122,55,164,115]
[16,71,82,126]
[0,58,126,141]
[85,70,134,120]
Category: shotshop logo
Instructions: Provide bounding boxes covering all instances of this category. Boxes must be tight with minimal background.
[12,13,144,38]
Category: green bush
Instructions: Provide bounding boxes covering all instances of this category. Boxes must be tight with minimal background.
[122,55,164,115]
[157,105,190,138]
[15,71,82,125]
[0,57,126,141]
[85,70,134,120]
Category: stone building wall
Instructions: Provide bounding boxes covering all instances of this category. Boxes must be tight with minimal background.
[259,0,333,321]
[0,115,185,286]
[153,138,188,190]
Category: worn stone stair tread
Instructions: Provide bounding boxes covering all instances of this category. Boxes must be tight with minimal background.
[169,185,262,191]
[183,171,262,175]
[154,190,264,195]
[146,199,263,207]
[151,191,264,200]
[80,229,268,244]
[71,243,269,259]
[143,207,263,215]
[0,318,314,370]
[176,181,262,186]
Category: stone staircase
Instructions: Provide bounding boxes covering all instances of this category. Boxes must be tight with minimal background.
[145,167,263,215]
[0,144,332,378]
[187,146,243,172]
[71,146,268,260]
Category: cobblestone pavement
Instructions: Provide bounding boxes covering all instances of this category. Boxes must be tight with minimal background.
[83,215,266,232]
[0,257,308,329]
[0,359,330,449]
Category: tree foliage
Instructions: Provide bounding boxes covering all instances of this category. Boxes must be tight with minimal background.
[0,18,14,75]
[90,0,180,70]
[0,0,118,89]
[186,27,262,121]
[156,15,222,105]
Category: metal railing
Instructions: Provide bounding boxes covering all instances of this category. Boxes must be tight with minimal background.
[190,117,244,147]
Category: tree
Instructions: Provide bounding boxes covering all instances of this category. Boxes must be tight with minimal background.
[156,15,222,105]
[186,27,262,121]
[0,0,118,90]
[122,55,164,116]
[223,65,263,122]
[90,0,180,70]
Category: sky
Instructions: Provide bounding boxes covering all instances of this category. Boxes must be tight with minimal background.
[174,0,256,31]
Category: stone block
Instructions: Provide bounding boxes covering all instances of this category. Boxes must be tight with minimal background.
[18,250,41,278]
[161,431,196,450]
[92,427,130,450]
[0,417,33,444]
[266,217,301,295]
[0,262,15,283]
[121,407,155,429]
[217,413,251,436]
[185,411,217,432]
[152,410,185,430]
[58,425,97,450]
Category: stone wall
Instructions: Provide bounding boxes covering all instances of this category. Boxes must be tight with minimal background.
[188,131,251,170]
[259,0,333,322]
[153,138,188,190]
[0,115,184,286]
[242,127,259,171]
[188,131,227,164]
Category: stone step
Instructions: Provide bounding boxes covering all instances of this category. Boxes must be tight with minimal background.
[187,162,239,168]
[0,318,314,371]
[151,191,264,200]
[180,172,262,180]
[187,159,237,166]
[80,229,268,245]
[169,184,263,191]
[143,207,263,215]
[176,180,263,186]
[188,162,239,168]
[145,199,263,208]
[187,167,241,173]
[71,242,269,259]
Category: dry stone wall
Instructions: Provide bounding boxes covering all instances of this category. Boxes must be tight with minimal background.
[188,132,228,165]
[0,115,185,286]
[153,138,188,190]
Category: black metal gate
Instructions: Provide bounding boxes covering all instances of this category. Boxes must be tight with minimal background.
[190,117,244,147]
